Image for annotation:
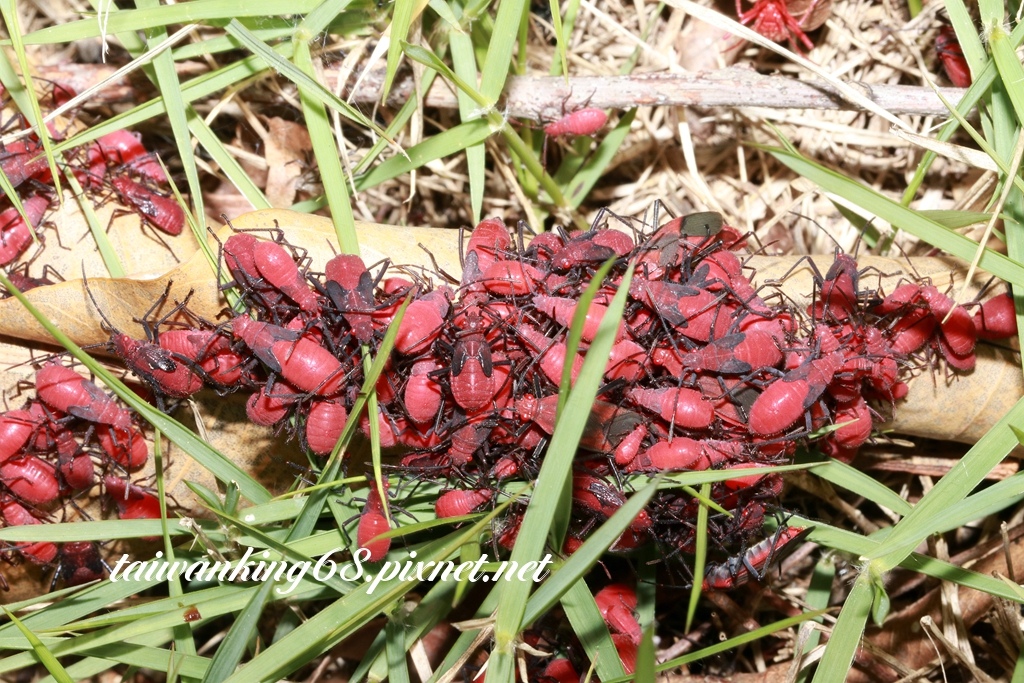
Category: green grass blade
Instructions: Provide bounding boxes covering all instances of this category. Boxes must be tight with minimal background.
[294,39,359,255]
[3,610,73,683]
[799,451,912,516]
[767,146,1024,284]
[138,0,206,239]
[23,0,322,43]
[383,0,421,99]
[448,7,485,224]
[870,395,1024,569]
[635,626,656,682]
[559,109,636,209]
[488,266,635,682]
[355,119,495,189]
[811,572,874,683]
[0,2,61,197]
[225,20,387,138]
[201,581,275,683]
[385,615,411,683]
[685,482,711,632]
[478,0,526,104]
[561,580,627,680]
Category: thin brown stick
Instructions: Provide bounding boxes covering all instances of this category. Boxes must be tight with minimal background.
[40,63,967,119]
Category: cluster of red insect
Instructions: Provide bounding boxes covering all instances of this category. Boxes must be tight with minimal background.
[4,210,1017,605]
[0,363,161,587]
[0,86,184,293]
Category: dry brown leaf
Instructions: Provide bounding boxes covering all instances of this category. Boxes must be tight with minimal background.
[263,117,312,208]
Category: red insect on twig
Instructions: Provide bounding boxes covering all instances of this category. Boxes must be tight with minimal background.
[936,25,972,88]
[736,0,832,53]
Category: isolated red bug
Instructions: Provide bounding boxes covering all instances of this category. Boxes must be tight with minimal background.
[594,583,641,644]
[358,481,391,561]
[0,500,57,564]
[111,175,185,236]
[702,526,808,590]
[543,107,608,137]
[974,292,1017,340]
[736,0,829,53]
[253,240,320,314]
[1,454,60,505]
[304,400,348,456]
[35,364,131,430]
[435,488,492,518]
[936,25,972,88]
[0,194,49,267]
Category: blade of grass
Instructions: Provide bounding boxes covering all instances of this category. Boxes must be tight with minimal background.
[22,0,323,43]
[294,39,359,254]
[685,482,711,632]
[200,581,275,683]
[811,570,875,683]
[488,266,635,682]
[767,145,1024,284]
[225,20,390,141]
[561,580,628,681]
[137,0,205,239]
[478,0,527,105]
[3,610,74,683]
[0,2,62,198]
[448,2,486,224]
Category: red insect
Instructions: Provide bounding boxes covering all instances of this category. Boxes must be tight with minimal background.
[0,499,57,565]
[404,359,444,426]
[541,659,580,683]
[53,429,94,491]
[482,261,543,296]
[533,294,619,343]
[626,386,714,430]
[394,289,450,356]
[246,384,295,426]
[451,334,501,414]
[543,107,608,137]
[1,454,60,506]
[111,175,185,236]
[104,475,162,521]
[0,194,50,267]
[462,217,511,288]
[53,541,107,587]
[748,341,844,436]
[515,325,584,386]
[974,292,1017,340]
[594,583,641,644]
[435,488,492,518]
[253,240,320,314]
[324,253,376,341]
[96,424,148,470]
[936,25,972,88]
[605,339,648,382]
[304,400,348,456]
[357,480,391,561]
[94,130,167,183]
[702,526,808,591]
[513,394,643,454]
[35,364,131,430]
[549,228,632,270]
[736,0,830,53]
[657,329,783,375]
[0,136,49,190]
[233,316,347,396]
[0,409,34,464]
